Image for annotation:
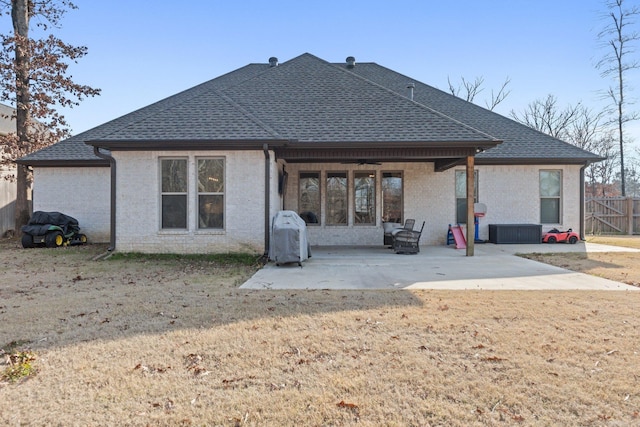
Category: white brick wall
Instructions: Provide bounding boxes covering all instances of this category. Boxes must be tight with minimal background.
[471,164,582,241]
[114,150,274,254]
[284,163,584,246]
[31,158,584,252]
[33,167,110,242]
[0,168,17,235]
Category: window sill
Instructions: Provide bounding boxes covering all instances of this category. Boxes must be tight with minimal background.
[158,229,188,235]
[158,229,226,235]
[195,229,225,235]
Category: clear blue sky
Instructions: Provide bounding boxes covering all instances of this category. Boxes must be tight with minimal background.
[3,0,639,144]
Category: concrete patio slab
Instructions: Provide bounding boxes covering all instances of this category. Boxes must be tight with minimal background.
[240,242,640,291]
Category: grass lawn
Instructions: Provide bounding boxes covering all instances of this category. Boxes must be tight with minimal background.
[521,235,640,287]
[0,237,639,426]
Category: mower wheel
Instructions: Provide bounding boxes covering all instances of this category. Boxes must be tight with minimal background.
[568,236,578,244]
[21,233,35,248]
[45,231,64,248]
[547,236,557,244]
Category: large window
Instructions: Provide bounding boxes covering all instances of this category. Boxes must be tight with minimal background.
[455,170,478,224]
[198,158,224,229]
[540,170,561,224]
[354,172,375,224]
[326,172,348,225]
[299,172,320,224]
[382,172,402,223]
[161,158,188,229]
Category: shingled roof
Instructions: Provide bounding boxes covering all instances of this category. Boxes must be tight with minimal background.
[340,61,602,164]
[18,53,601,166]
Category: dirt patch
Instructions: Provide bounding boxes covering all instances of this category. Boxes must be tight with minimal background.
[1,238,639,426]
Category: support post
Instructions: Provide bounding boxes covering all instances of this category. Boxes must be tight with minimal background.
[466,155,475,256]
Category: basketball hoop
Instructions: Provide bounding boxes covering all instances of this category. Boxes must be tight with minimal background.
[474,203,487,218]
[473,203,487,243]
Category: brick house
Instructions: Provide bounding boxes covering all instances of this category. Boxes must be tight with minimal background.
[17,53,602,254]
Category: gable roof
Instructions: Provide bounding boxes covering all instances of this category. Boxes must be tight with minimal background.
[18,53,601,166]
[341,62,601,164]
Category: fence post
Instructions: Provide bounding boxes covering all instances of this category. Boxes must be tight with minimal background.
[627,197,634,235]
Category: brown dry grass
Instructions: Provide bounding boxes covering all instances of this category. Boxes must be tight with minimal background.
[1,238,639,426]
[522,235,640,287]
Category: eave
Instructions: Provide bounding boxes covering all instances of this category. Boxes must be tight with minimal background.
[475,156,606,166]
[15,158,110,167]
[85,138,293,151]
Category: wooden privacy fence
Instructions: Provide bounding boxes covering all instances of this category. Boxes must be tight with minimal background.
[585,197,640,235]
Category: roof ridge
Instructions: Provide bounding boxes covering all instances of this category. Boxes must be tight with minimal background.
[327,59,500,142]
[360,62,601,158]
[90,64,285,142]
[70,64,273,142]
[214,89,285,139]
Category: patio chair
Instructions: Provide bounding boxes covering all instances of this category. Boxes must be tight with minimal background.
[383,219,415,246]
[393,221,425,254]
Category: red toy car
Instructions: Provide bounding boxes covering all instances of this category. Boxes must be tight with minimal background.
[542,228,580,244]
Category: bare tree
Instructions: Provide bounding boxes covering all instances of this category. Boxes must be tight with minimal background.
[485,77,511,111]
[618,158,640,197]
[510,94,582,139]
[0,0,100,230]
[447,75,511,111]
[448,76,485,102]
[512,96,619,196]
[569,107,619,196]
[595,0,640,196]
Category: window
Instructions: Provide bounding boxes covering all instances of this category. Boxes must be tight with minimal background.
[382,172,402,223]
[455,170,478,224]
[299,172,320,224]
[326,172,347,225]
[161,158,188,229]
[198,158,224,229]
[540,170,561,223]
[354,172,375,224]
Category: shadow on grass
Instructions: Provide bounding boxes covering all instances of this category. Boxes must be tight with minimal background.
[0,238,425,352]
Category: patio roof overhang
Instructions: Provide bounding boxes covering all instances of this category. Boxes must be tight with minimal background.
[85,138,501,172]
[274,140,501,172]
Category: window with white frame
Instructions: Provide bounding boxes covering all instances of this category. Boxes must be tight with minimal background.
[540,170,561,224]
[197,158,224,229]
[455,170,478,224]
[160,158,188,229]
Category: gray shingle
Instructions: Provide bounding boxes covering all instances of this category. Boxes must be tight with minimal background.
[341,61,602,162]
[20,53,600,164]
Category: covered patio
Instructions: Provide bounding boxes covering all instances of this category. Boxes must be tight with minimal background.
[277,143,494,256]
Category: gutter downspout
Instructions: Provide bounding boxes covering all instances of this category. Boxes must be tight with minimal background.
[263,144,270,259]
[93,147,116,251]
[579,162,587,241]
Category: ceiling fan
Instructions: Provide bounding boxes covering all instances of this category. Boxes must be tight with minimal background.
[340,159,382,165]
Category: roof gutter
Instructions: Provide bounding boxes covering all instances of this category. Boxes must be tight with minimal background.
[93,146,116,251]
[263,144,270,259]
[86,139,292,151]
[14,159,109,167]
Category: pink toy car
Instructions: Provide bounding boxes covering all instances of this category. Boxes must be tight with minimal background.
[542,228,580,244]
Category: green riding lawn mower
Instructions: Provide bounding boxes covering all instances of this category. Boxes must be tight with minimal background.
[21,211,88,248]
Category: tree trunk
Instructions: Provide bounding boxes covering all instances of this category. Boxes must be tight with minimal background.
[12,0,32,231]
